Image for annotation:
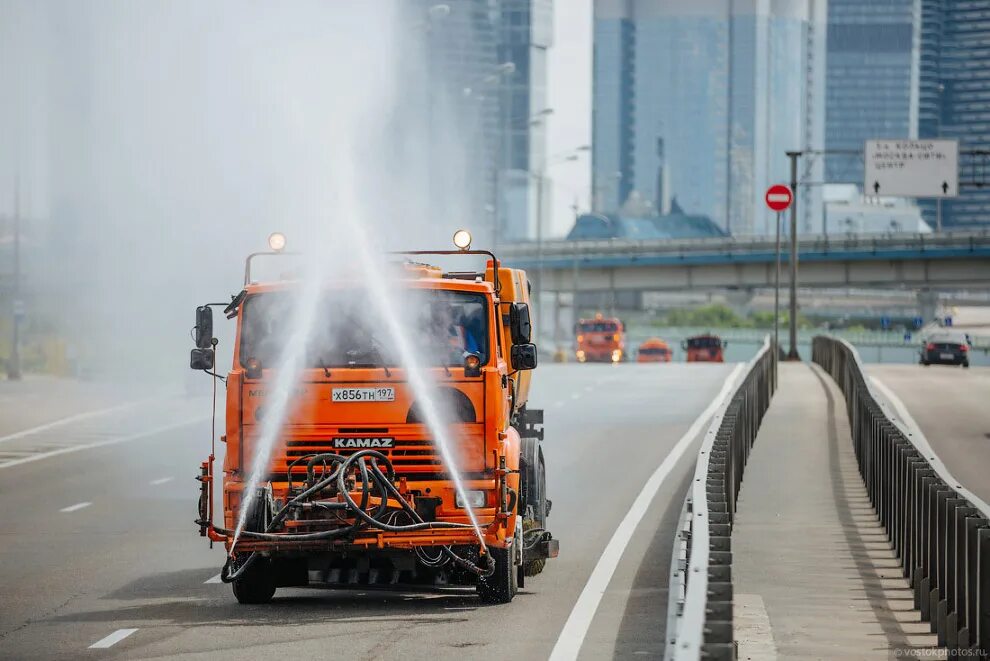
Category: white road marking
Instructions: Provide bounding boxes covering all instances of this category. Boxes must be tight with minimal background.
[0,401,146,445]
[149,476,174,486]
[88,628,138,649]
[548,363,746,661]
[869,376,923,438]
[0,419,207,471]
[204,573,223,584]
[60,502,91,513]
[735,593,778,660]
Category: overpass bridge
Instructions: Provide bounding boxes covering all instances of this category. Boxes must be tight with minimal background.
[499,231,990,293]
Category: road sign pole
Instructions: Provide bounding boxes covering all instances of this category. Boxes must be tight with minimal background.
[786,151,800,361]
[773,210,781,383]
[764,183,793,375]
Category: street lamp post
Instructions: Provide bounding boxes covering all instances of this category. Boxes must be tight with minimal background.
[534,142,590,341]
[8,181,22,380]
[785,151,800,360]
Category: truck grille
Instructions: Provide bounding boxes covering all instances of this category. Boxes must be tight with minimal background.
[263,426,486,483]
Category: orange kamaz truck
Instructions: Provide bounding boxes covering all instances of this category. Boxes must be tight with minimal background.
[682,334,726,362]
[574,314,626,363]
[190,230,555,604]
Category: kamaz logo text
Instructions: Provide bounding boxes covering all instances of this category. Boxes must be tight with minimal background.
[332,437,395,449]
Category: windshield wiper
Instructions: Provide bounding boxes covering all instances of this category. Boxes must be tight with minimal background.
[364,336,392,377]
[317,358,331,378]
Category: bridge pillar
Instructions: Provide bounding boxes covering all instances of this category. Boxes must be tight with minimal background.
[917,290,939,323]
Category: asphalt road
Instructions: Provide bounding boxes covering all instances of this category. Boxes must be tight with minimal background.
[868,364,990,504]
[0,363,735,660]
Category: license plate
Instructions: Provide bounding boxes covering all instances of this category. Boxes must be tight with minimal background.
[332,387,395,402]
[940,353,954,360]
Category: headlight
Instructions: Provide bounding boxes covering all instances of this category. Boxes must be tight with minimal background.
[452,229,472,251]
[267,232,287,252]
[611,349,622,362]
[576,350,586,362]
[456,490,486,509]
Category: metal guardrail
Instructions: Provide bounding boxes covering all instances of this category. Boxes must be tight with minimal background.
[812,336,990,653]
[666,338,776,660]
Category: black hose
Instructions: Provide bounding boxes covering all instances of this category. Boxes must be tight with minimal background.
[222,449,495,581]
[335,452,476,532]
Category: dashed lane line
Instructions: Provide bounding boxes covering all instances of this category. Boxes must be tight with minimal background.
[88,628,138,649]
[149,476,174,486]
[0,401,148,445]
[0,419,207,471]
[59,502,92,513]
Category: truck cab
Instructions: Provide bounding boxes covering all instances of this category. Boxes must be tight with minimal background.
[574,314,626,363]
[191,231,556,605]
[682,334,726,363]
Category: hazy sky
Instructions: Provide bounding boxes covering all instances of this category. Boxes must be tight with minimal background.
[0,3,595,240]
[546,1,592,238]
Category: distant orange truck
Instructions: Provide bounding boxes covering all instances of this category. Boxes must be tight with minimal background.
[637,338,672,363]
[683,334,726,362]
[574,314,626,363]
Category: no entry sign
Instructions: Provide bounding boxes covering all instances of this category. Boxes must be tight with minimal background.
[765,184,793,212]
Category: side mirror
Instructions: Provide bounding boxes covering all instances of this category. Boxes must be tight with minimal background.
[510,343,538,371]
[680,341,687,351]
[722,341,729,348]
[509,302,532,345]
[190,348,214,371]
[194,306,214,349]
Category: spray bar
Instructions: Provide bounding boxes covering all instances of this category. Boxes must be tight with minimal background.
[219,449,496,583]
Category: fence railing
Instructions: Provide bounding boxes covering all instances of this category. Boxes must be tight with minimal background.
[666,338,776,660]
[501,230,990,260]
[813,336,990,653]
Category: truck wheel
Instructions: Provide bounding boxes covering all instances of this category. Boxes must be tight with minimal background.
[523,454,548,577]
[477,546,517,604]
[232,559,276,604]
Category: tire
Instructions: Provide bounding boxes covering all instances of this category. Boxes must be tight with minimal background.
[520,441,548,577]
[477,546,517,604]
[232,558,276,604]
[523,457,548,577]
[963,361,970,368]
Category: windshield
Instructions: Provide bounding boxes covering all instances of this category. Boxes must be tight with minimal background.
[687,337,721,348]
[640,347,668,355]
[579,321,619,333]
[239,289,490,369]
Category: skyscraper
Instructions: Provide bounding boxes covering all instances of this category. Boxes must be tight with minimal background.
[497,0,553,242]
[418,1,503,241]
[417,0,551,243]
[592,0,826,236]
[918,0,990,230]
[824,0,920,185]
